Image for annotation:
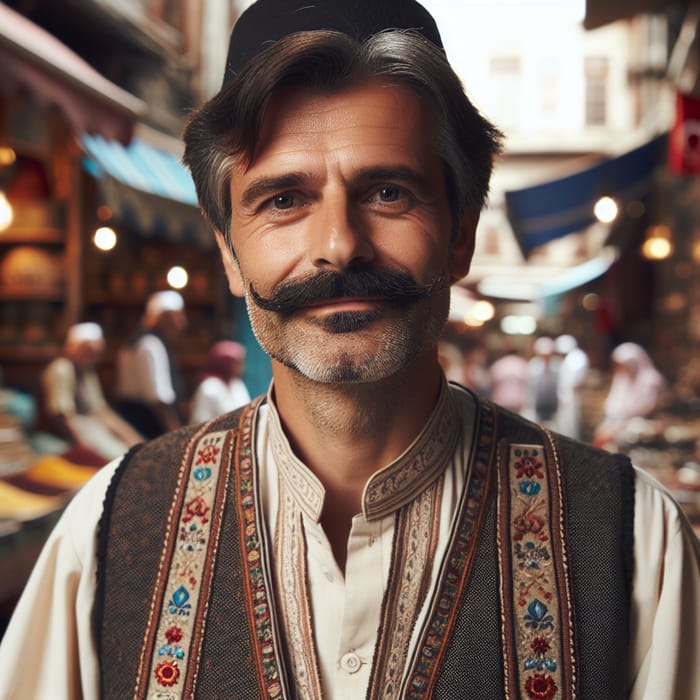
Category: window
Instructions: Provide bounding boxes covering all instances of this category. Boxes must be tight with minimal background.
[584,56,609,127]
[489,56,521,129]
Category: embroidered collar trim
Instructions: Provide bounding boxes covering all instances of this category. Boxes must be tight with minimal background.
[266,377,461,522]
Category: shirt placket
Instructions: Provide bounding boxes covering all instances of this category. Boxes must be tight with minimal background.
[304,513,391,700]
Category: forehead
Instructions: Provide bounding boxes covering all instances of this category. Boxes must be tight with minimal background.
[241,81,439,174]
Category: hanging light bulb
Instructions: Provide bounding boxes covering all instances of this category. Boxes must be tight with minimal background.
[593,195,618,223]
[94,226,117,251]
[641,224,673,260]
[167,265,188,289]
[0,191,13,231]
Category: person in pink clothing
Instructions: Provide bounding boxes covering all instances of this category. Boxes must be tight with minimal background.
[594,342,667,448]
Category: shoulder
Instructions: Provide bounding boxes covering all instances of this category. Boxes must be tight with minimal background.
[43,357,74,380]
[197,376,226,396]
[137,333,165,351]
[633,467,699,545]
[57,457,123,562]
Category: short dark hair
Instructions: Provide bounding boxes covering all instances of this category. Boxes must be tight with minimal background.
[183,29,502,247]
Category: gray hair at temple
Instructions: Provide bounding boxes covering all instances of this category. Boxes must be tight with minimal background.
[182,29,503,252]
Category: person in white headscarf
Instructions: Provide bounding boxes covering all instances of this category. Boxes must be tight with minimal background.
[553,334,589,440]
[40,323,143,462]
[115,291,188,438]
[594,342,666,448]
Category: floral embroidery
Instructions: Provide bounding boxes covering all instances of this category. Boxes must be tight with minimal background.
[513,513,547,541]
[167,586,192,616]
[193,466,212,481]
[165,626,183,645]
[515,453,544,480]
[524,599,554,631]
[519,480,541,496]
[506,444,564,699]
[195,443,220,465]
[524,672,558,699]
[142,430,229,697]
[182,496,210,524]
[154,661,180,687]
[524,635,557,672]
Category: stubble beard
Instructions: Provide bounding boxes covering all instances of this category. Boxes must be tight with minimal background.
[245,292,450,385]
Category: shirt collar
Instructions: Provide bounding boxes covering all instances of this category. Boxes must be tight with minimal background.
[266,377,461,522]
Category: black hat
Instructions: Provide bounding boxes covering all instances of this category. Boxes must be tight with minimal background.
[223,0,444,85]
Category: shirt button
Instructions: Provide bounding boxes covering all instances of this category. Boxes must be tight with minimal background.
[339,651,362,674]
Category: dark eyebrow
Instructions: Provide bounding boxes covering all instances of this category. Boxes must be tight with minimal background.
[353,166,434,196]
[239,172,309,209]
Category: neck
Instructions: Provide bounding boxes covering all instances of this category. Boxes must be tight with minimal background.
[274,352,442,486]
[272,352,443,570]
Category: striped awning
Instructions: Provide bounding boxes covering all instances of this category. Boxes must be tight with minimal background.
[81,133,213,248]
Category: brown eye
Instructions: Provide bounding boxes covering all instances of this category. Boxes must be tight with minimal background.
[378,186,402,202]
[273,194,295,209]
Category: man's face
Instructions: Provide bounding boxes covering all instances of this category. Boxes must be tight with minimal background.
[221,81,476,384]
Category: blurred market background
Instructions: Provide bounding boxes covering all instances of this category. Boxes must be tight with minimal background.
[1,0,700,630]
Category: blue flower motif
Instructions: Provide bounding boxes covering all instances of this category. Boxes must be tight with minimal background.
[168,585,192,616]
[523,598,554,630]
[193,467,212,481]
[519,480,541,496]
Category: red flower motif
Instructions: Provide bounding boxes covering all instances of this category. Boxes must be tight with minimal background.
[154,661,180,687]
[515,456,545,480]
[525,673,557,699]
[196,444,220,465]
[513,513,546,541]
[530,636,550,655]
[164,625,183,645]
[182,496,210,524]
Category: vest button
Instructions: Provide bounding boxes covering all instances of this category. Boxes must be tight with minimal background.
[339,651,362,674]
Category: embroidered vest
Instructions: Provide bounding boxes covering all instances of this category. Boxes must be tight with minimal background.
[96,395,634,699]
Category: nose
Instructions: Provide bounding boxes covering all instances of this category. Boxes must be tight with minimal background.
[310,192,374,270]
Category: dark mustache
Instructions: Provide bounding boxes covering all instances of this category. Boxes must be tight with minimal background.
[248,268,447,313]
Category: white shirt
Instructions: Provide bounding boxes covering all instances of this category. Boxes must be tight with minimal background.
[115,334,175,405]
[1,386,699,699]
[189,376,251,423]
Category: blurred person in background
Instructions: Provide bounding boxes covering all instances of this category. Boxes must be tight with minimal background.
[527,336,560,427]
[553,334,589,440]
[489,349,529,415]
[461,337,491,398]
[1,2,699,698]
[594,341,667,449]
[114,290,187,439]
[189,340,251,423]
[39,323,143,464]
[437,339,465,384]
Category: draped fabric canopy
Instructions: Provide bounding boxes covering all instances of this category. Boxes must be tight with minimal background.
[81,134,212,248]
[505,134,667,259]
[0,2,143,144]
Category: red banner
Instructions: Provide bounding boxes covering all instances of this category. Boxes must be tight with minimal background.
[669,92,700,175]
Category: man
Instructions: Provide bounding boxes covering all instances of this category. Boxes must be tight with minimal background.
[1,2,699,698]
[114,290,188,438]
[39,322,143,463]
[189,340,251,423]
[553,334,590,440]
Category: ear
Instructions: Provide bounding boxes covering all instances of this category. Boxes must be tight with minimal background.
[448,206,480,281]
[214,230,246,297]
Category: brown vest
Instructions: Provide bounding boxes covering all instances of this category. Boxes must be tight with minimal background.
[96,393,634,699]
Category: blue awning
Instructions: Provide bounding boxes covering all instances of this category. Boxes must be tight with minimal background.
[81,133,213,249]
[505,134,667,258]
